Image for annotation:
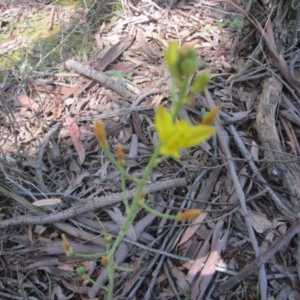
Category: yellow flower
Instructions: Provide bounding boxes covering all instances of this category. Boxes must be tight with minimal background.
[155,106,216,159]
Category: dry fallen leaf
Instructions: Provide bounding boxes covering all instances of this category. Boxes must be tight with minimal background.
[169,265,190,294]
[16,94,40,111]
[32,198,62,207]
[249,210,274,233]
[65,117,85,165]
[177,212,208,247]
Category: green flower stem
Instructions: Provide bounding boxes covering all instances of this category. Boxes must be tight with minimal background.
[170,79,179,107]
[114,264,133,272]
[119,162,129,211]
[139,201,178,220]
[71,251,107,259]
[171,77,190,121]
[106,145,161,299]
[103,146,138,211]
[104,147,138,184]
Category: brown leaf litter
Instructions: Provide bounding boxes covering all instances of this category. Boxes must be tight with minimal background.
[1,0,300,299]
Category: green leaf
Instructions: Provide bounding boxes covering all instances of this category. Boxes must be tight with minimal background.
[227,18,243,29]
[109,70,123,79]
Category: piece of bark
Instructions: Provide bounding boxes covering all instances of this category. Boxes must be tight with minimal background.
[256,77,300,208]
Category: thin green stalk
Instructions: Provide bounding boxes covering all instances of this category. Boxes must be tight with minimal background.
[139,200,178,220]
[71,251,107,259]
[170,79,179,106]
[171,78,190,121]
[104,149,139,184]
[106,145,161,299]
[120,167,129,211]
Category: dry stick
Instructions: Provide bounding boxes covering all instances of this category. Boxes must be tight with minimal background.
[204,89,268,299]
[219,113,299,294]
[144,171,212,299]
[221,112,297,219]
[88,203,166,298]
[78,105,152,122]
[0,178,186,228]
[65,59,134,100]
[235,44,263,79]
[62,31,135,103]
[128,234,169,298]
[290,1,300,48]
[219,0,300,95]
[297,232,300,282]
[163,263,181,300]
[36,121,62,190]
[47,6,56,31]
[121,236,192,263]
[229,0,253,61]
[219,219,300,290]
[144,221,182,300]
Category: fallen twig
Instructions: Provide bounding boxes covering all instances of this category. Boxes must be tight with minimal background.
[88,203,166,298]
[219,219,300,290]
[204,88,268,299]
[0,178,186,228]
[219,0,300,95]
[221,112,297,219]
[65,59,134,99]
[36,121,62,190]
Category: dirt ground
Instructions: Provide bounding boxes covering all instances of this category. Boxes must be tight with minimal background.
[0,0,300,299]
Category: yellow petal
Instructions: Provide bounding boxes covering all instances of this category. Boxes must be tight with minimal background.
[170,121,213,148]
[155,106,173,141]
[160,144,181,159]
[183,125,216,148]
[159,122,188,157]
[172,121,191,147]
